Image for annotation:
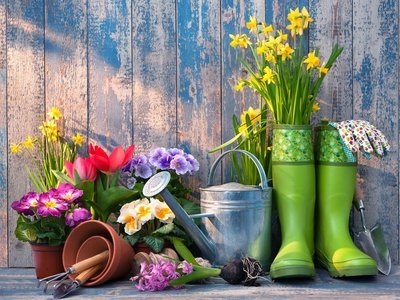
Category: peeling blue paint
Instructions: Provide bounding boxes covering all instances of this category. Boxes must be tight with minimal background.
[354,56,373,111]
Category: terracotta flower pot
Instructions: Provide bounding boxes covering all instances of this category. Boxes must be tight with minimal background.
[133,241,173,254]
[30,243,64,279]
[63,220,135,286]
[75,235,113,284]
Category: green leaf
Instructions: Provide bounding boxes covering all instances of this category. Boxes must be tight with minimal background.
[15,216,37,242]
[152,223,174,236]
[73,169,82,184]
[52,170,75,185]
[123,234,141,246]
[169,237,198,265]
[75,180,95,207]
[169,266,221,286]
[143,235,164,253]
[97,186,138,219]
[110,170,120,187]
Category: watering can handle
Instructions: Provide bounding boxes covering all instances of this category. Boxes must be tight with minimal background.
[207,149,269,189]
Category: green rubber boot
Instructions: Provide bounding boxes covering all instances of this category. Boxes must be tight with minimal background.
[270,125,316,279]
[315,124,377,277]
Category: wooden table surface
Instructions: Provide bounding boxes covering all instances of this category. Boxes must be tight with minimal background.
[0,266,399,299]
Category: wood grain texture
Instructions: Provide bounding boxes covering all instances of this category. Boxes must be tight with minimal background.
[45,0,87,152]
[309,0,353,122]
[177,0,221,190]
[132,0,176,153]
[353,0,399,264]
[221,0,264,180]
[88,0,132,150]
[0,0,7,267]
[7,0,45,267]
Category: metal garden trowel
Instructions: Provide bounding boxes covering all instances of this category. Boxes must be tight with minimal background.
[353,199,391,275]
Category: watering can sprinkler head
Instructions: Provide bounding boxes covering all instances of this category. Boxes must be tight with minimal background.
[143,171,217,262]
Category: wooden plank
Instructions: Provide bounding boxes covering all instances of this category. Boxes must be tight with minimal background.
[45,0,87,150]
[88,0,132,150]
[309,1,353,122]
[131,0,176,152]
[220,0,265,180]
[177,0,221,191]
[0,0,7,267]
[7,0,45,267]
[353,0,399,264]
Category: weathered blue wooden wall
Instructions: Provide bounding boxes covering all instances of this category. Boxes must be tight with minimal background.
[0,0,398,268]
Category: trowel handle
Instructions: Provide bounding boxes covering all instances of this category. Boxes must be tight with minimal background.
[207,149,268,189]
[75,264,103,285]
[70,250,109,274]
[354,199,368,231]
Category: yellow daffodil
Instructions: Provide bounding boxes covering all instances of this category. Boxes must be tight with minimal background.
[266,51,276,64]
[287,8,302,23]
[240,106,261,124]
[23,136,35,149]
[312,102,321,112]
[261,66,275,84]
[262,23,273,35]
[286,8,305,36]
[301,7,313,29]
[235,80,246,91]
[266,35,282,48]
[256,41,268,55]
[150,198,175,224]
[238,34,251,48]
[229,34,241,48]
[277,30,288,41]
[47,107,62,120]
[246,16,258,33]
[10,143,22,154]
[277,43,294,61]
[39,119,59,141]
[318,63,329,77]
[72,133,84,147]
[304,51,320,70]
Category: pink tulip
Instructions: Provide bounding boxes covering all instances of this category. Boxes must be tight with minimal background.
[89,144,134,173]
[65,156,97,181]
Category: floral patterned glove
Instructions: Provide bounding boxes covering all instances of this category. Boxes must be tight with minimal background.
[329,120,390,159]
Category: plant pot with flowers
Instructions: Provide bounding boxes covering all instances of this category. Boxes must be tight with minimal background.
[10,107,91,278]
[117,147,201,254]
[214,8,343,279]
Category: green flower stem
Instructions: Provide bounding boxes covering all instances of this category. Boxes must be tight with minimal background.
[169,265,221,286]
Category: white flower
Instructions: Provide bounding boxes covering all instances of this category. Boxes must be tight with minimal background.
[134,198,154,225]
[117,208,141,235]
[150,198,175,224]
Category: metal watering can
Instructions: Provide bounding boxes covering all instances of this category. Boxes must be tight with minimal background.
[143,150,272,268]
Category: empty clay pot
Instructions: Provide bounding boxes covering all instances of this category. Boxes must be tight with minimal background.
[75,236,113,285]
[63,220,135,286]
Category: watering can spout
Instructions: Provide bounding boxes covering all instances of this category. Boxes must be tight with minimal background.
[143,172,217,262]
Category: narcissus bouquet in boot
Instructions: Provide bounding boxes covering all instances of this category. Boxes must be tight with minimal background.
[10,107,83,192]
[11,183,91,245]
[230,7,343,125]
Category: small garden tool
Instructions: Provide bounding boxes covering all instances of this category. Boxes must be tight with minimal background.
[38,250,109,293]
[353,199,391,275]
[53,264,103,299]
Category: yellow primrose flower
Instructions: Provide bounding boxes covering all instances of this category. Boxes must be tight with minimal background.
[10,143,22,154]
[304,51,320,70]
[23,136,35,149]
[301,7,313,29]
[150,198,175,224]
[118,212,141,235]
[246,16,258,33]
[47,107,62,120]
[238,34,251,48]
[277,43,294,61]
[262,23,273,35]
[229,34,241,48]
[134,199,154,224]
[72,133,84,146]
[312,102,321,112]
[261,66,275,84]
[235,80,246,91]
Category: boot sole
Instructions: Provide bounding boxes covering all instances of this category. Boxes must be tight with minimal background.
[270,265,315,279]
[315,256,377,277]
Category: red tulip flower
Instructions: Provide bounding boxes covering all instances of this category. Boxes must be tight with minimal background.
[89,144,135,173]
[65,156,97,181]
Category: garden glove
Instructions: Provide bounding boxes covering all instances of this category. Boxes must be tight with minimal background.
[329,120,390,160]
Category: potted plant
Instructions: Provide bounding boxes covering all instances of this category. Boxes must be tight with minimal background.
[11,183,92,278]
[118,147,200,253]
